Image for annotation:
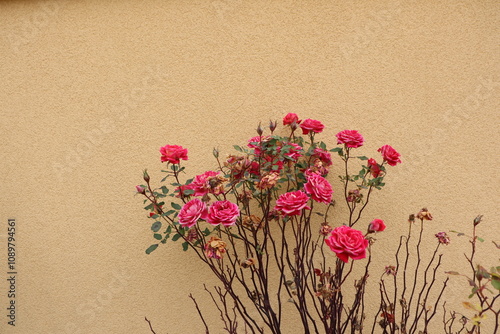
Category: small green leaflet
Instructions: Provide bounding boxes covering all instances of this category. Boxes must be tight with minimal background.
[145,244,159,254]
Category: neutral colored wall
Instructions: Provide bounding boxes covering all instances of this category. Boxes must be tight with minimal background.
[1,0,498,333]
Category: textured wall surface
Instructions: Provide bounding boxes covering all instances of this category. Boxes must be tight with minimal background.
[1,1,499,333]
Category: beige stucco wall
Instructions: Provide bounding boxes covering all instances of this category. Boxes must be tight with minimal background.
[1,1,499,333]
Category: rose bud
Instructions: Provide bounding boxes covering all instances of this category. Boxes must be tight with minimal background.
[269,120,277,133]
[256,122,264,136]
[136,185,146,194]
[143,170,150,182]
[368,219,386,233]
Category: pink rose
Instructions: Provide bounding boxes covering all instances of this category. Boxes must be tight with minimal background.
[178,199,208,228]
[368,219,386,233]
[336,130,364,148]
[207,200,240,226]
[274,190,311,216]
[300,119,324,135]
[325,226,369,263]
[377,145,401,166]
[248,135,271,155]
[312,148,332,167]
[281,142,303,161]
[283,113,301,125]
[367,158,382,178]
[160,145,188,164]
[135,185,145,194]
[186,171,220,197]
[304,174,333,204]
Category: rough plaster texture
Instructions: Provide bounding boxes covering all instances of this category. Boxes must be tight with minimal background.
[0,0,499,333]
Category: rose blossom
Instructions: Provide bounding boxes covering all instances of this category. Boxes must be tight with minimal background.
[325,225,369,263]
[377,145,401,166]
[160,145,188,164]
[207,200,240,226]
[274,190,311,216]
[281,142,303,161]
[312,148,332,166]
[248,135,271,155]
[304,174,333,204]
[186,171,221,196]
[367,158,382,178]
[283,113,301,125]
[368,219,386,233]
[204,237,227,259]
[300,119,324,135]
[135,185,145,194]
[178,198,208,228]
[335,130,364,148]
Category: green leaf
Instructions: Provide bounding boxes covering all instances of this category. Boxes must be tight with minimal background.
[477,237,485,242]
[203,228,211,236]
[151,221,162,232]
[171,202,182,210]
[183,189,195,196]
[172,234,182,242]
[491,274,500,291]
[145,244,159,254]
[233,145,243,152]
[161,186,169,194]
[182,242,189,251]
[153,233,163,240]
[357,156,368,160]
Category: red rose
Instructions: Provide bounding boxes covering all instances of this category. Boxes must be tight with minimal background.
[207,200,240,227]
[312,148,332,167]
[280,142,303,161]
[336,130,364,148]
[247,135,271,156]
[178,199,208,228]
[283,113,301,125]
[300,119,324,135]
[367,158,382,178]
[377,145,401,166]
[304,174,333,204]
[325,225,369,263]
[186,171,221,197]
[368,219,386,233]
[160,145,188,164]
[274,190,311,216]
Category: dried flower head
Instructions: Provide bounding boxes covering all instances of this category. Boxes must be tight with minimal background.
[240,258,256,268]
[416,208,433,221]
[347,189,362,203]
[384,265,397,276]
[320,224,333,236]
[204,237,227,259]
[408,214,416,224]
[185,228,199,242]
[242,215,263,230]
[435,232,450,245]
[256,172,279,190]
